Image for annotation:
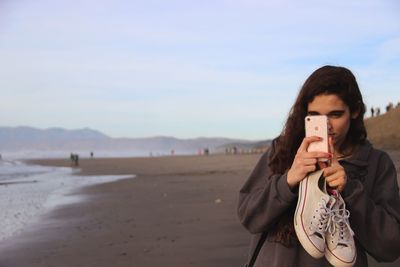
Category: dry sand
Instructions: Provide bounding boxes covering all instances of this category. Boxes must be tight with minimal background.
[0,152,399,267]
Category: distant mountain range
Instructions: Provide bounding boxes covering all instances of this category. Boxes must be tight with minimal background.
[0,126,267,156]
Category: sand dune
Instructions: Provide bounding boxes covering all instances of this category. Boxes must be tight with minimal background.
[366,106,400,149]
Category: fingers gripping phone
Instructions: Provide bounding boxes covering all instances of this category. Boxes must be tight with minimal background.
[305,115,329,162]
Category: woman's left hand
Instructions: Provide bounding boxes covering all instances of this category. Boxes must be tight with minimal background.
[322,137,347,192]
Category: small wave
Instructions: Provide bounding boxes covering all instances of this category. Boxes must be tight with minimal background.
[0,162,134,243]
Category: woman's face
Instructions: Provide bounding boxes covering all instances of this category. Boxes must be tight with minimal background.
[307,94,358,153]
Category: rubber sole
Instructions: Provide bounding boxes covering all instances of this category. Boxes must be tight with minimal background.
[294,173,325,259]
[325,245,356,267]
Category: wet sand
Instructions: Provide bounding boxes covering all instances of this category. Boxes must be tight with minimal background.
[0,152,399,267]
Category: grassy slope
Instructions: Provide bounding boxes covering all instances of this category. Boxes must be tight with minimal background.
[365,106,400,150]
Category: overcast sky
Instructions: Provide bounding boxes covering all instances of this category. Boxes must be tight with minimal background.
[0,0,399,140]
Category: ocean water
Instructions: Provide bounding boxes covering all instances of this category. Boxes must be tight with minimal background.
[1,149,196,160]
[0,159,134,242]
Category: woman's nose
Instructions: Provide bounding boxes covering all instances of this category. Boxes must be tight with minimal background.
[327,119,333,131]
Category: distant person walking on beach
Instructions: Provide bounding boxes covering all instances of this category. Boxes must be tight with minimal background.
[74,154,79,166]
[70,153,79,167]
[386,102,393,113]
[238,66,400,267]
[375,107,381,116]
[233,146,238,155]
[370,106,374,117]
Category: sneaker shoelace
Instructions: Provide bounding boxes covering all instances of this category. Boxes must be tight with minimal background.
[329,205,355,246]
[310,198,335,238]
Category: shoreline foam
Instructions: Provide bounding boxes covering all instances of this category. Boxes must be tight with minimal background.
[0,160,134,243]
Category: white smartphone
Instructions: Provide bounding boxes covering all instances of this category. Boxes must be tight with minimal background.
[305,115,329,161]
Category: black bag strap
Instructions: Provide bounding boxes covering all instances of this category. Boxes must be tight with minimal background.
[246,231,268,267]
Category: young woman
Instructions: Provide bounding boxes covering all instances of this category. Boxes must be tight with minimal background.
[238,65,400,266]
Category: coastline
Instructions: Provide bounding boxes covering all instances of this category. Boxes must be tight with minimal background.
[0,152,399,266]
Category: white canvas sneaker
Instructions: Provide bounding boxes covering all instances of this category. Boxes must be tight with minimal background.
[325,193,356,267]
[294,169,335,258]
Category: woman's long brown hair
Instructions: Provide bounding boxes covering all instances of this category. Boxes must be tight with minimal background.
[267,65,367,245]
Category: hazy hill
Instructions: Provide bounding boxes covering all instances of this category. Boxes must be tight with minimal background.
[365,106,400,150]
[0,127,109,150]
[0,126,251,156]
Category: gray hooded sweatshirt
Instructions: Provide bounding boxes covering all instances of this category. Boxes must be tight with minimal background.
[238,140,400,267]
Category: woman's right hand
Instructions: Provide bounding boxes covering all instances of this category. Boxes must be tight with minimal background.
[287,136,331,189]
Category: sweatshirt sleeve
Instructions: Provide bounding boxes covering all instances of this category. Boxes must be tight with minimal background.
[342,151,400,262]
[237,149,298,234]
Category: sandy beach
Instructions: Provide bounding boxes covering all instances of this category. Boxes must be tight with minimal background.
[0,154,258,267]
[0,152,399,267]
